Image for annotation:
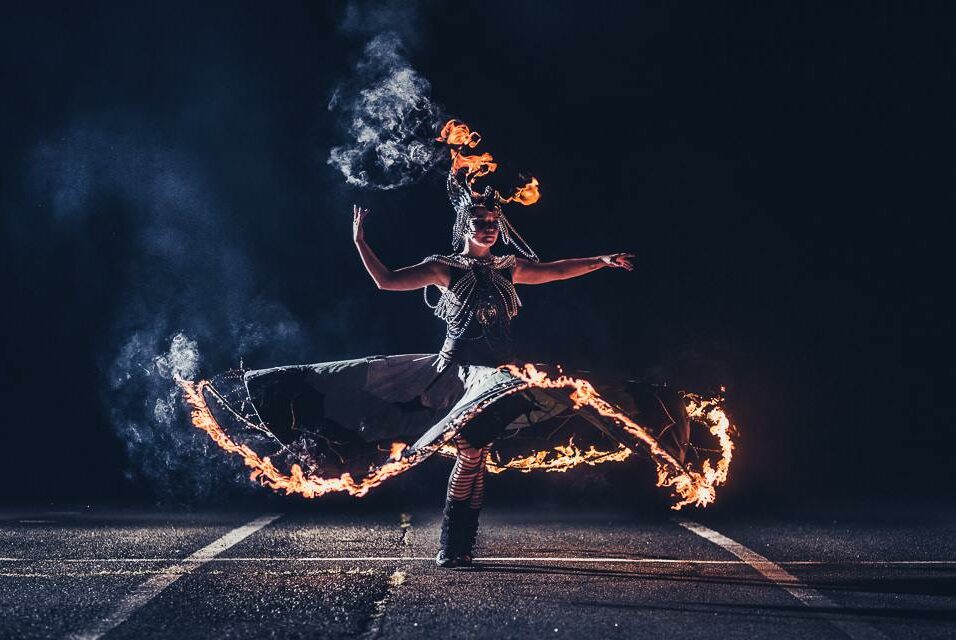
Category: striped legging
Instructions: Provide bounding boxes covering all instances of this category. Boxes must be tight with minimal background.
[446,434,492,509]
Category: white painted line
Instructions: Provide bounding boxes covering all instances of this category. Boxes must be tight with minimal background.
[1,556,952,565]
[66,513,282,640]
[677,519,889,640]
[5,555,956,565]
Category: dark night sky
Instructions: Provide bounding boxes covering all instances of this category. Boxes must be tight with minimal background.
[1,1,953,507]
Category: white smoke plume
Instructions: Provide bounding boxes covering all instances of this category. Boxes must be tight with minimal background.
[328,32,446,190]
[108,331,238,501]
[29,116,315,501]
[154,333,200,382]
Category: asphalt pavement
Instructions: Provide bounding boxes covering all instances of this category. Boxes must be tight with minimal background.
[1,504,953,639]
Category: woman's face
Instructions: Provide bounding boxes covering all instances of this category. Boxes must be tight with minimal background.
[465,207,500,247]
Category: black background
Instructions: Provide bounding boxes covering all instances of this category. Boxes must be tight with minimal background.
[1,1,952,510]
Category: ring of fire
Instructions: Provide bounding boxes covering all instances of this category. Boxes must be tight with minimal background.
[176,363,734,510]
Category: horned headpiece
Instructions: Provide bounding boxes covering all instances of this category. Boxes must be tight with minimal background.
[438,120,541,262]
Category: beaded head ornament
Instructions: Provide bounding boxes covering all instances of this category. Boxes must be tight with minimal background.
[438,119,541,262]
[446,169,540,261]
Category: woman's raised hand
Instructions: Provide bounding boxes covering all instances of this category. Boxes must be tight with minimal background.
[599,252,636,271]
[352,204,369,243]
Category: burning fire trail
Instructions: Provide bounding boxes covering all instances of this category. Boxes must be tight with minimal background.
[488,440,633,474]
[174,375,530,499]
[437,119,540,205]
[175,363,733,509]
[435,439,632,474]
[498,364,735,510]
[175,377,414,498]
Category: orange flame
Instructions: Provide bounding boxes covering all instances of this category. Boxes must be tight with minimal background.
[388,442,408,460]
[437,119,480,148]
[501,177,540,206]
[438,118,541,204]
[436,437,631,473]
[175,377,416,498]
[450,150,497,181]
[174,375,531,499]
[175,363,732,509]
[487,439,632,474]
[498,363,735,510]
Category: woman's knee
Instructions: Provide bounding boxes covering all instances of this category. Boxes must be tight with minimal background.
[455,442,484,463]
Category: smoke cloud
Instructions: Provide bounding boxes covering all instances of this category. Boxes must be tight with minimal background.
[20,4,443,502]
[28,116,314,501]
[327,31,447,190]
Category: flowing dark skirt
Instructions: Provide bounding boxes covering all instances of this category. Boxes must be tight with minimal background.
[182,352,729,506]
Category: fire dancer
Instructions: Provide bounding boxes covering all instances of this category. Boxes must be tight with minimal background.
[176,120,731,572]
[352,168,635,567]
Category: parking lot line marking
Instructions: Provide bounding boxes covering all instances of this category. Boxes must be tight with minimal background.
[677,519,889,640]
[66,513,282,640]
[1,555,952,565]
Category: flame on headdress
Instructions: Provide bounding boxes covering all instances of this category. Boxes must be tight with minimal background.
[437,119,541,261]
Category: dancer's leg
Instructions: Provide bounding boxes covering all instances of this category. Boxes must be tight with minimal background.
[437,436,486,567]
[447,435,486,502]
[468,443,492,509]
[437,393,536,568]
[453,442,491,565]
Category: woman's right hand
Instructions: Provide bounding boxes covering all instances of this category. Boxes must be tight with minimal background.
[352,204,369,243]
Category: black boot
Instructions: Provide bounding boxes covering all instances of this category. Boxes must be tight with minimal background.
[436,498,470,568]
[454,507,481,566]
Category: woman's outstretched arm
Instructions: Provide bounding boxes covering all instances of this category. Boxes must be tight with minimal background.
[353,205,449,291]
[512,253,635,285]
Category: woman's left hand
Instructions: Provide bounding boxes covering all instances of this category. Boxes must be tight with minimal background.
[599,252,636,271]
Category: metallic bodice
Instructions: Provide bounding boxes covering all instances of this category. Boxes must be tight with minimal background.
[422,253,522,367]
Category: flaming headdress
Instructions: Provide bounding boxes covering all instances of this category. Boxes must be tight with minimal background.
[438,119,541,262]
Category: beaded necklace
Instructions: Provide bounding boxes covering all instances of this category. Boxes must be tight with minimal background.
[422,253,522,339]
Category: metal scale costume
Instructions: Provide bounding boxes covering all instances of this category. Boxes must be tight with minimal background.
[424,252,521,371]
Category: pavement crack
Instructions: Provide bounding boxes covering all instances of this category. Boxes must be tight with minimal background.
[398,512,412,546]
[359,514,414,640]
[357,569,406,640]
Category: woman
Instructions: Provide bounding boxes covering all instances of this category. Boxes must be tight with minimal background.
[179,133,727,572]
[352,183,635,567]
